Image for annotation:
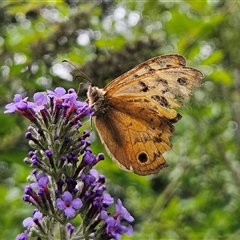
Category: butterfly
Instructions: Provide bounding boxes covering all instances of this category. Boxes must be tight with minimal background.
[87,54,203,175]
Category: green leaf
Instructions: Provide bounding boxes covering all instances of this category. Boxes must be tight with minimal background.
[209,69,233,85]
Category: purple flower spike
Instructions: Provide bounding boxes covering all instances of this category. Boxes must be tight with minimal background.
[8,87,135,239]
[66,222,75,235]
[4,94,28,113]
[101,210,133,239]
[82,151,96,166]
[115,199,134,222]
[96,153,105,162]
[93,193,114,209]
[57,191,82,218]
[81,172,96,186]
[65,88,79,105]
[37,173,49,186]
[33,210,43,223]
[16,230,28,240]
[105,217,123,240]
[24,211,42,226]
[30,173,49,189]
[32,92,47,111]
[47,87,69,101]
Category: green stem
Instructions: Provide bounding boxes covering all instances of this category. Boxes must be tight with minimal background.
[60,225,67,240]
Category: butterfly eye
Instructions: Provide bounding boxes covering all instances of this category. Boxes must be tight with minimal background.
[137,152,148,163]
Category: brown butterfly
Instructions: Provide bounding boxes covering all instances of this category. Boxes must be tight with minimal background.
[87,54,203,175]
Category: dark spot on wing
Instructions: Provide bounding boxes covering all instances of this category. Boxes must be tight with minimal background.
[153,135,162,142]
[148,68,155,73]
[151,95,170,107]
[153,151,161,160]
[177,77,188,86]
[144,64,155,73]
[138,152,148,163]
[161,88,169,94]
[169,113,182,123]
[133,74,139,78]
[126,99,150,103]
[139,81,149,92]
[156,78,168,86]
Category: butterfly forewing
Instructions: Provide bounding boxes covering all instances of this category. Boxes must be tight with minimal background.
[105,67,203,113]
[104,54,187,92]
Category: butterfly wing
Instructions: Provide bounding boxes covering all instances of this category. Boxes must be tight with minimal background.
[94,104,178,175]
[104,54,187,92]
[104,54,202,104]
[91,54,203,175]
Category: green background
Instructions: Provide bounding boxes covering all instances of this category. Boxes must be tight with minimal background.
[0,1,239,239]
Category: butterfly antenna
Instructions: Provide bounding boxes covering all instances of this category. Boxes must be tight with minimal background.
[62,60,93,84]
[76,82,84,96]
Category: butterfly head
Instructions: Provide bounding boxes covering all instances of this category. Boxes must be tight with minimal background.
[87,85,108,116]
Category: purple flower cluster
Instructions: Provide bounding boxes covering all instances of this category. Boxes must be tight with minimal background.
[5,87,134,240]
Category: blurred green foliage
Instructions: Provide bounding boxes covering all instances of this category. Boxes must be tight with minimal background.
[0,0,240,239]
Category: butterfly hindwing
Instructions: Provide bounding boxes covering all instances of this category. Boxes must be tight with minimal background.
[95,106,172,175]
